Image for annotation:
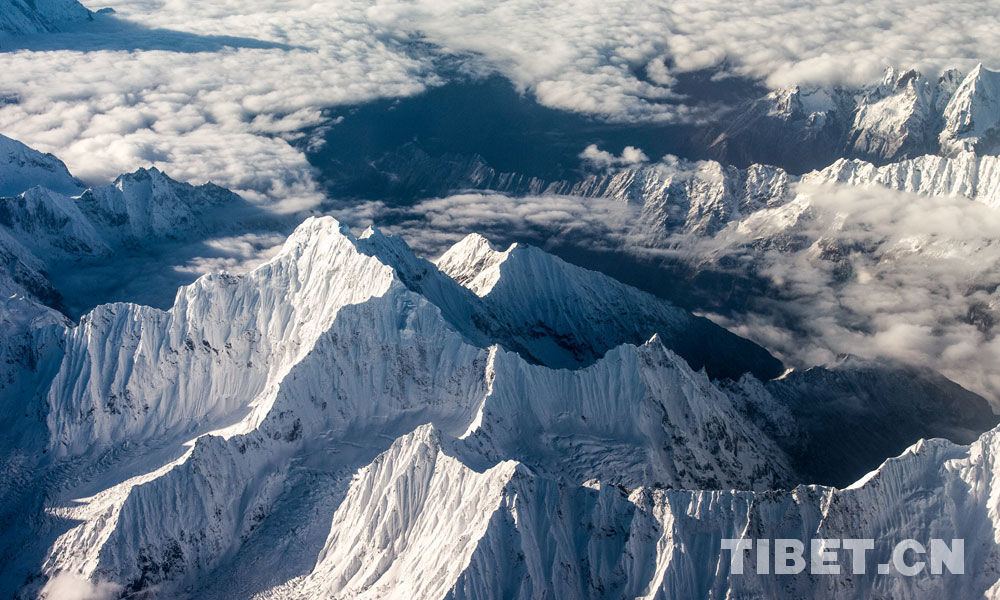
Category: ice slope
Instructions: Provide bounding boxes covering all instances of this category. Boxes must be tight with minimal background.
[940,63,1000,156]
[0,0,91,36]
[0,185,109,261]
[45,217,398,456]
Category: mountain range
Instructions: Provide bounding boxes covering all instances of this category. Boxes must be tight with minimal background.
[0,133,996,598]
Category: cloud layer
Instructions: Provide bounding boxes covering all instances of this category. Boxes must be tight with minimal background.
[690,181,1000,401]
[2,0,999,208]
[369,0,1000,117]
[0,1,435,208]
[333,177,1000,402]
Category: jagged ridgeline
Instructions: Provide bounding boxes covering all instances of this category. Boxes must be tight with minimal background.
[0,214,994,599]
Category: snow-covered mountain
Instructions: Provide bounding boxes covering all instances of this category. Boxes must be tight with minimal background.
[0,0,92,37]
[0,149,262,320]
[1,214,993,599]
[0,134,83,197]
[699,64,1000,172]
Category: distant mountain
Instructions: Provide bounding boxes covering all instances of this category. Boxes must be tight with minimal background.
[699,64,1000,172]
[0,0,92,37]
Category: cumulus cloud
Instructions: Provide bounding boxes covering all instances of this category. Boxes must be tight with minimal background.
[0,1,436,209]
[40,572,120,600]
[366,0,692,122]
[327,192,638,257]
[370,0,1000,111]
[682,181,1000,401]
[173,232,286,277]
[579,144,649,169]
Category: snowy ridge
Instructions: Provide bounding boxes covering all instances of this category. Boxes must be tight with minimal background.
[562,159,793,234]
[806,151,1000,209]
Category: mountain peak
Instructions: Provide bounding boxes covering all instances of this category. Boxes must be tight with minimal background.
[434,232,513,296]
[940,64,1000,154]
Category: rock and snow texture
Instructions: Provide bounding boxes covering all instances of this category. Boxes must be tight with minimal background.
[0,0,91,37]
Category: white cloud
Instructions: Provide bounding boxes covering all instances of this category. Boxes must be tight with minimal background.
[579,144,649,169]
[173,232,286,276]
[671,181,1000,401]
[40,572,120,600]
[1,0,998,210]
[326,192,638,257]
[0,1,436,209]
[368,0,1000,115]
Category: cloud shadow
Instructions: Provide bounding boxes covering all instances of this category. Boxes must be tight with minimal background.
[0,12,299,53]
